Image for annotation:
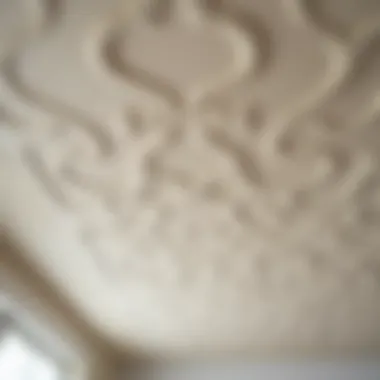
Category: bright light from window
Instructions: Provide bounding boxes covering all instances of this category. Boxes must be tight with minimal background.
[0,332,60,380]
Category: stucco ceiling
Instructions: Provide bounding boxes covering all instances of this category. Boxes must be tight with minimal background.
[1,0,380,357]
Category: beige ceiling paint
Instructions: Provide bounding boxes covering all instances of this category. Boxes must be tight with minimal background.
[1,0,380,357]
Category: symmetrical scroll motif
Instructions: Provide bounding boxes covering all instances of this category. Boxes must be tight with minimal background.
[102,0,256,104]
[3,0,380,271]
[2,0,380,350]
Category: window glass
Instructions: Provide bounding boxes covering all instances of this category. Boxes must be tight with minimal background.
[0,330,60,380]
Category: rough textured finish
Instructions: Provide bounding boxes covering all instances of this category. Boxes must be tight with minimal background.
[1,0,380,356]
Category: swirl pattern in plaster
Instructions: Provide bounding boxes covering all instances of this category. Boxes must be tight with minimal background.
[1,0,380,353]
[103,0,255,104]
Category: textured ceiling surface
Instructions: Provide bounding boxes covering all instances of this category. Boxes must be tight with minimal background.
[1,0,380,356]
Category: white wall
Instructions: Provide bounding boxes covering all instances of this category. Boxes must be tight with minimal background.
[127,360,380,380]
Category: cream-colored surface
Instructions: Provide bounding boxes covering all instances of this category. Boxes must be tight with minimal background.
[1,0,380,356]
